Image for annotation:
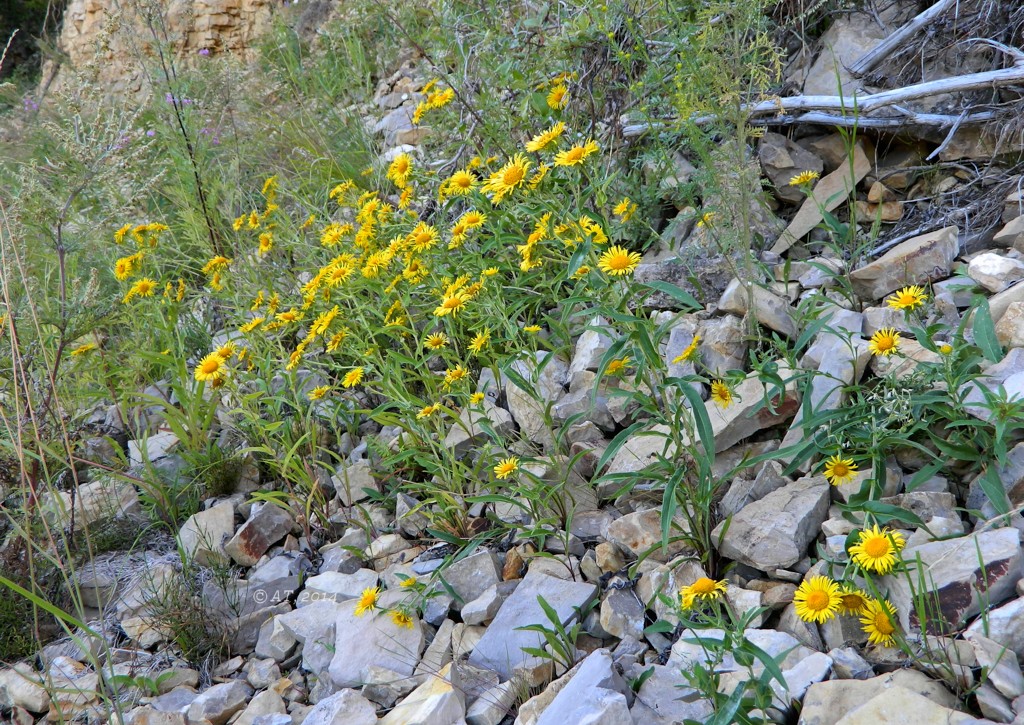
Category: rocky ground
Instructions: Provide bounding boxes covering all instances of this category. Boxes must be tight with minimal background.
[5,5,1024,725]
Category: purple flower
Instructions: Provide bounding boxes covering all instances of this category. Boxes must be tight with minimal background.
[199,48,210,56]
[146,130,156,137]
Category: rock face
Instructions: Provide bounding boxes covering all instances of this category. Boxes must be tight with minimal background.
[848,226,959,300]
[51,0,281,97]
[328,600,426,688]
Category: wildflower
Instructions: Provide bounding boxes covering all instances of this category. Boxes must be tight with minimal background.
[606,357,630,376]
[328,179,355,202]
[276,309,303,323]
[342,367,365,388]
[525,121,566,152]
[597,246,642,277]
[114,252,144,281]
[248,211,260,229]
[579,216,607,245]
[71,342,97,357]
[417,403,440,419]
[710,380,733,408]
[554,139,599,167]
[869,328,901,356]
[434,291,469,318]
[696,212,716,228]
[788,170,820,186]
[240,317,264,333]
[425,332,449,350]
[547,83,568,109]
[793,576,842,624]
[469,392,485,404]
[354,587,380,616]
[613,197,637,222]
[326,329,348,352]
[469,329,490,354]
[114,223,132,244]
[849,525,905,574]
[194,352,227,383]
[823,453,859,486]
[493,456,520,479]
[400,576,418,588]
[679,577,728,610]
[390,609,414,628]
[837,587,869,615]
[887,285,928,312]
[939,343,953,355]
[311,306,340,337]
[408,222,439,253]
[482,154,531,204]
[320,223,352,248]
[176,278,185,302]
[443,365,468,388]
[201,256,231,275]
[123,278,157,304]
[527,164,550,190]
[461,210,486,229]
[301,213,315,229]
[445,169,476,196]
[672,336,700,364]
[860,599,898,647]
[258,232,273,256]
[215,341,237,360]
[524,325,542,334]
[572,266,590,280]
[387,153,413,188]
[482,267,499,277]
[308,385,330,401]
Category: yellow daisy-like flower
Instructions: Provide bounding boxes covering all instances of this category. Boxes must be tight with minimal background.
[793,576,842,624]
[123,278,158,304]
[709,381,733,408]
[572,265,590,280]
[679,577,728,610]
[215,341,237,360]
[524,325,542,334]
[860,598,898,647]
[469,392,485,404]
[849,525,905,574]
[408,222,439,253]
[788,170,820,186]
[417,403,440,419]
[276,309,303,323]
[525,121,566,152]
[310,306,340,337]
[696,211,716,228]
[468,329,491,354]
[606,357,630,376]
[354,587,380,617]
[822,453,859,486]
[257,232,273,256]
[482,154,531,204]
[837,587,869,616]
[342,367,365,389]
[326,329,348,352]
[939,343,953,355]
[493,456,520,479]
[194,352,227,383]
[613,197,638,222]
[554,139,599,167]
[201,256,231,275]
[598,246,642,277]
[443,365,469,389]
[481,267,499,277]
[320,223,352,248]
[672,336,700,364]
[445,169,476,196]
[547,83,568,110]
[387,153,413,188]
[434,292,469,318]
[239,317,264,333]
[308,385,330,401]
[425,332,449,350]
[390,609,414,629]
[114,223,132,244]
[400,576,418,588]
[71,342,98,357]
[887,285,928,312]
[527,164,550,190]
[868,328,901,356]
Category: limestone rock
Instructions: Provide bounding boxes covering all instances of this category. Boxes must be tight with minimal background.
[966,632,1024,700]
[965,596,1024,661]
[225,503,294,567]
[328,599,425,688]
[440,550,502,611]
[185,680,252,725]
[380,662,465,725]
[849,226,959,301]
[332,460,375,507]
[632,665,713,724]
[298,569,379,607]
[277,600,345,673]
[832,685,979,724]
[799,670,958,725]
[712,475,830,571]
[697,314,747,376]
[443,401,515,456]
[717,278,797,337]
[968,253,1024,294]
[466,681,517,725]
[759,132,824,203]
[801,15,888,96]
[300,688,378,725]
[0,664,49,713]
[178,501,235,566]
[996,301,1024,349]
[599,588,645,640]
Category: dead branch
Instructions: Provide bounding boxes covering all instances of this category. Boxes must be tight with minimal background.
[848,0,959,77]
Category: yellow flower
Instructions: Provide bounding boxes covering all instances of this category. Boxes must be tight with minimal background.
[390,609,414,629]
[468,329,491,354]
[793,576,841,624]
[114,223,132,244]
[239,317,264,333]
[493,456,520,479]
[823,453,859,486]
[276,309,303,323]
[524,325,542,334]
[887,285,928,312]
[407,222,439,253]
[606,357,630,376]
[301,213,316,229]
[869,328,900,356]
[696,211,716,228]
[194,352,227,383]
[328,179,355,202]
[215,341,237,360]
[482,267,499,277]
[482,154,531,204]
[342,367,365,388]
[445,169,476,196]
[326,329,348,352]
[679,577,728,610]
[443,365,468,389]
[123,278,158,304]
[849,525,905,574]
[310,306,340,337]
[71,342,97,357]
[387,153,413,188]
[837,587,869,616]
[434,292,469,318]
[469,392,485,404]
[425,332,449,350]
[202,256,231,275]
[257,231,273,256]
[525,121,566,152]
[320,223,352,247]
[598,246,641,276]
[547,83,568,110]
[672,336,700,364]
[400,576,418,588]
[788,170,820,186]
[417,403,440,419]
[939,343,953,355]
[572,266,590,280]
[527,164,550,190]
[354,586,380,616]
[248,211,260,229]
[710,380,733,408]
[613,197,637,222]
[461,210,486,229]
[860,598,898,647]
[308,385,330,401]
[554,139,599,167]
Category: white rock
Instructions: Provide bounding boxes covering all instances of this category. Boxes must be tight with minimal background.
[328,600,425,688]
[178,501,235,566]
[379,662,465,725]
[968,252,1024,293]
[300,688,378,725]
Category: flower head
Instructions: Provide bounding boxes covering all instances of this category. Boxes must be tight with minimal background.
[554,139,599,167]
[469,392,485,404]
[493,456,520,479]
[710,381,733,408]
[525,121,566,152]
[425,332,449,350]
[679,577,727,610]
[469,329,490,354]
[417,403,440,419]
[445,169,476,196]
[547,84,568,110]
[342,367,365,388]
[939,343,953,355]
[354,586,380,616]
[672,336,700,364]
[606,357,630,376]
[194,352,227,383]
[860,598,898,647]
[123,278,157,304]
[613,197,638,222]
[788,170,820,187]
[308,385,330,401]
[443,365,468,389]
[869,328,901,356]
[823,453,859,486]
[390,609,415,628]
[793,576,842,624]
[434,292,469,318]
[837,587,869,615]
[598,246,642,277]
[71,342,98,357]
[849,525,905,574]
[482,154,531,204]
[887,286,928,312]
[387,153,413,188]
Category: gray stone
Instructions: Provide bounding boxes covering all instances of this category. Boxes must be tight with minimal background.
[712,475,830,570]
[967,632,1024,699]
[468,570,598,683]
[967,442,1024,517]
[278,600,345,673]
[443,402,515,456]
[759,131,824,203]
[244,659,280,690]
[976,682,1014,722]
[462,582,518,626]
[532,650,629,725]
[396,493,430,537]
[415,618,455,679]
[466,681,517,725]
[720,461,791,516]
[505,352,568,449]
[440,550,501,611]
[718,278,797,337]
[969,253,1024,294]
[179,501,235,566]
[298,569,379,607]
[332,460,374,507]
[604,508,690,562]
[828,647,874,680]
[0,664,49,713]
[799,670,959,725]
[300,688,378,725]
[328,599,425,688]
[833,686,979,724]
[185,680,252,725]
[380,663,465,725]
[233,690,287,725]
[225,503,294,567]
[569,317,614,376]
[599,588,645,640]
[965,596,1024,661]
[255,615,297,662]
[849,226,959,301]
[697,315,747,377]
[632,665,713,724]
[361,665,417,708]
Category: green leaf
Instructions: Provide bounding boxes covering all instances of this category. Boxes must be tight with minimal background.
[706,685,746,725]
[740,640,788,690]
[977,465,1011,516]
[838,500,925,528]
[641,281,701,310]
[678,382,714,458]
[973,298,1003,363]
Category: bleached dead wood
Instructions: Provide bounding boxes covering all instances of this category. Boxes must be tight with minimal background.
[848,0,959,77]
